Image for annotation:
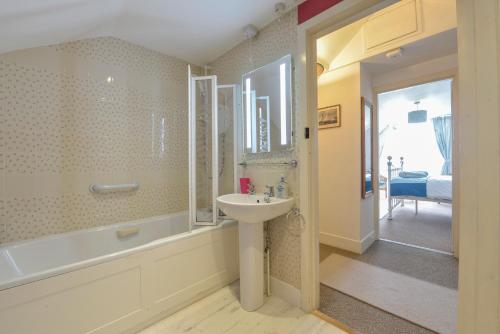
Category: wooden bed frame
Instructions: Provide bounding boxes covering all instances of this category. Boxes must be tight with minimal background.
[387,156,452,220]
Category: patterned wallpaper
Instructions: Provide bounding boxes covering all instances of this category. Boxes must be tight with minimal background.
[0,37,194,243]
[210,9,302,289]
[0,12,302,289]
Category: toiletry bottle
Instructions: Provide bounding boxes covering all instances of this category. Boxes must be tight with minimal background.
[240,177,250,194]
[276,175,288,198]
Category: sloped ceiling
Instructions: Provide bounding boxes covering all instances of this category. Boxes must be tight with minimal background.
[316,19,363,67]
[0,0,302,65]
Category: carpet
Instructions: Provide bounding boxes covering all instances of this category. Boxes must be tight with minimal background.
[321,241,458,289]
[319,285,436,334]
[379,201,452,252]
[320,250,457,334]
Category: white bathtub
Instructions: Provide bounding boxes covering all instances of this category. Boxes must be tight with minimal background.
[0,212,239,334]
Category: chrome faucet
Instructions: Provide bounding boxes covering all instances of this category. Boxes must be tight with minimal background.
[248,182,256,195]
[264,185,274,203]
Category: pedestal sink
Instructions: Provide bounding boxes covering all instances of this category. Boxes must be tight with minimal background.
[216,193,294,311]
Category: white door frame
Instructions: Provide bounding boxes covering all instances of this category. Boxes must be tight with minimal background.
[297,0,500,333]
[296,0,399,312]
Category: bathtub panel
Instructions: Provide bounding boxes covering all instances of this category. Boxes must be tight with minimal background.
[0,221,238,334]
[152,234,233,298]
[0,257,144,334]
[151,224,238,296]
[148,224,238,319]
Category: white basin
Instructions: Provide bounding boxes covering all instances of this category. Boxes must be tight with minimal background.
[217,193,294,223]
[216,193,294,312]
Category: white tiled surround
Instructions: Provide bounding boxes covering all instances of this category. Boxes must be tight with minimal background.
[0,37,195,243]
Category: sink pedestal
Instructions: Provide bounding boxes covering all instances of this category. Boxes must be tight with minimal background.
[238,221,264,311]
[216,193,294,312]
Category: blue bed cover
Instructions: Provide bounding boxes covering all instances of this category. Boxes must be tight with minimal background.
[390,176,427,197]
[366,175,372,193]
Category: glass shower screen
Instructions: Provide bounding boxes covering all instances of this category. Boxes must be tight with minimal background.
[189,71,218,226]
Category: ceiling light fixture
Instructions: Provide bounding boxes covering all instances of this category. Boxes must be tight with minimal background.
[386,48,403,59]
[408,101,428,123]
[316,63,325,76]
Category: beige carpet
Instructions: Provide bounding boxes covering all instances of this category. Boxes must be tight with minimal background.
[320,242,458,290]
[380,201,452,252]
[320,285,435,334]
[320,252,457,334]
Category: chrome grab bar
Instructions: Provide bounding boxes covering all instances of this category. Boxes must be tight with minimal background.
[89,183,139,193]
[238,160,298,168]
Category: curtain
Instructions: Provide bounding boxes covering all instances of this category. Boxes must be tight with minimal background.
[432,115,453,175]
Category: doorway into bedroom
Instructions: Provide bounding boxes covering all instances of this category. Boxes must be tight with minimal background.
[377,79,454,254]
[315,1,459,333]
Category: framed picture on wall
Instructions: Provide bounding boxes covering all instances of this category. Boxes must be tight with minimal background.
[318,104,341,129]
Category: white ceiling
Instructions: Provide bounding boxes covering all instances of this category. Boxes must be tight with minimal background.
[379,78,453,104]
[0,0,302,65]
[361,29,458,77]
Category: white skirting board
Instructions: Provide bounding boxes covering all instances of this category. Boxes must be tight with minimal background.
[270,276,301,307]
[320,231,375,254]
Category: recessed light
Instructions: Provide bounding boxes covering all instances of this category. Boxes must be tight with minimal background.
[386,48,403,59]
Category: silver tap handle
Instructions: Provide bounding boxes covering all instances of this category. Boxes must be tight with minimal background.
[265,185,274,195]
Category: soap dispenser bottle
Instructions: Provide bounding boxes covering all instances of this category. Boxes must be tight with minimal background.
[276,175,288,199]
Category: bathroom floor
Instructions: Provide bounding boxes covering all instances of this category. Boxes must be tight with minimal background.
[138,281,347,334]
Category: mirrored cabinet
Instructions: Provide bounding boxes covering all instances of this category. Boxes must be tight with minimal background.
[242,55,293,154]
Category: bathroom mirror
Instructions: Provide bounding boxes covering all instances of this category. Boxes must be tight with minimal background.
[361,97,374,198]
[242,55,293,154]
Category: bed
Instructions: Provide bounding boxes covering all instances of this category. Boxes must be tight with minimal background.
[387,156,452,220]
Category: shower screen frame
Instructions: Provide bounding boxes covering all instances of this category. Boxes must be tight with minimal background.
[218,84,241,194]
[188,67,218,227]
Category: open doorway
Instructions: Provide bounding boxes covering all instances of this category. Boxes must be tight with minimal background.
[377,79,454,254]
[314,1,459,333]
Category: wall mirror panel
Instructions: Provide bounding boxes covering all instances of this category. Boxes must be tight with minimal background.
[242,55,293,154]
[362,97,374,198]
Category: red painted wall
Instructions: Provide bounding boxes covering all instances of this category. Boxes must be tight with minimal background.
[298,0,344,25]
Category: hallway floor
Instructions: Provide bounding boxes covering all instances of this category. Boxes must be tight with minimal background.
[320,285,435,334]
[319,241,458,334]
[138,282,346,334]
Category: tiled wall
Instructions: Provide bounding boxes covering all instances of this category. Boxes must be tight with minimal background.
[210,9,302,289]
[0,37,194,243]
